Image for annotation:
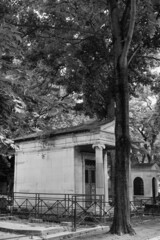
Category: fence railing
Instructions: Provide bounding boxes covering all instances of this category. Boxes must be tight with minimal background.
[0,192,154,231]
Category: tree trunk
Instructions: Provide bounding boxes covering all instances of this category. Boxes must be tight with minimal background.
[109,0,136,235]
[110,62,134,235]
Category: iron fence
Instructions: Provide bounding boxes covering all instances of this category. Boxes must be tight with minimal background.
[0,192,154,231]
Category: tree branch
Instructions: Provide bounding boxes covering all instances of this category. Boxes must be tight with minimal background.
[108,0,122,59]
[138,127,147,141]
[128,45,140,65]
[136,55,160,61]
[120,0,136,65]
[121,0,131,36]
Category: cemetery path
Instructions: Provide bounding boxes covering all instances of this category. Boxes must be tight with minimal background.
[0,215,159,240]
[74,216,160,240]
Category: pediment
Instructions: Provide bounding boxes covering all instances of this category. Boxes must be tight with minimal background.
[100,120,115,133]
[151,163,160,171]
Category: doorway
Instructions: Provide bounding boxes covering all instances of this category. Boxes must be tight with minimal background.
[152,177,156,204]
[133,177,144,196]
[0,155,15,194]
[85,160,96,205]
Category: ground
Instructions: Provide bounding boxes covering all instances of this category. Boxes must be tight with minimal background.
[0,215,160,239]
[73,216,160,240]
[0,232,27,240]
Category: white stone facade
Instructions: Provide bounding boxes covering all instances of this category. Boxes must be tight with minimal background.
[14,121,160,202]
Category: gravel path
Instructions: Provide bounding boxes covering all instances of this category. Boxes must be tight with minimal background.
[74,216,160,240]
[0,216,160,240]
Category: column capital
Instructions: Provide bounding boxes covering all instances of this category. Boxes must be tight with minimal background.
[92,143,105,150]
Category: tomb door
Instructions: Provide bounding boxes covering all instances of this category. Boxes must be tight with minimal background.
[152,177,156,204]
[85,160,96,205]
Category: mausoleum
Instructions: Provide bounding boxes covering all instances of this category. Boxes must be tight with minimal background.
[14,120,160,202]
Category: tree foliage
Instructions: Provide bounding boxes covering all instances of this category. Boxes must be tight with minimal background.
[8,0,159,120]
[0,0,24,152]
[130,86,160,163]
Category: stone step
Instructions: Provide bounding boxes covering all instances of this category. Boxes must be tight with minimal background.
[43,225,110,240]
[0,221,67,236]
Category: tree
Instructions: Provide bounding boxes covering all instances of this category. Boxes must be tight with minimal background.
[108,0,136,235]
[10,0,116,120]
[130,87,160,164]
[0,0,23,150]
[3,0,160,235]
[108,0,160,234]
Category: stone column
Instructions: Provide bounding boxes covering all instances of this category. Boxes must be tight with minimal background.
[93,144,105,195]
[110,150,115,202]
[129,159,133,201]
[104,151,109,203]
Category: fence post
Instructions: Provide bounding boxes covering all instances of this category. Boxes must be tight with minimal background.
[38,194,40,218]
[100,195,102,221]
[102,194,105,223]
[72,195,76,232]
[64,194,66,217]
[35,194,37,218]
[68,194,70,216]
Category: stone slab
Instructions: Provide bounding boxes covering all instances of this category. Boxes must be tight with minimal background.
[35,225,110,240]
[0,224,110,240]
[0,221,66,236]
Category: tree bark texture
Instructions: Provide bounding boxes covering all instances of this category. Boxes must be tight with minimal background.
[108,0,136,235]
